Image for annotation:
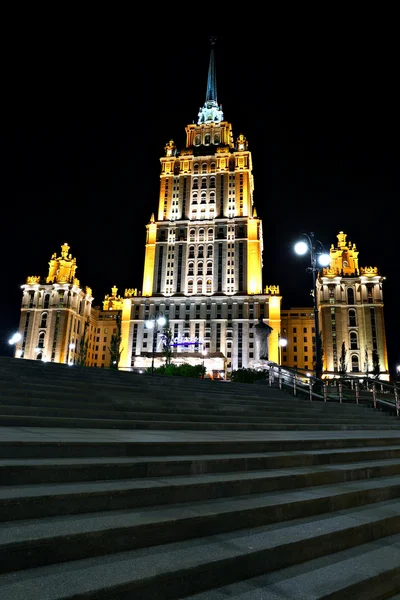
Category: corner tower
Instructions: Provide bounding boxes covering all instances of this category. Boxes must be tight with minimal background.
[318,231,389,380]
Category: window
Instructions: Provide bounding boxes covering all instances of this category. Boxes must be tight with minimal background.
[351,355,359,372]
[349,309,356,327]
[196,279,203,294]
[347,288,355,305]
[350,331,358,350]
[188,280,193,294]
[199,229,205,241]
[206,279,212,293]
[208,229,214,241]
[40,312,48,328]
[43,294,50,309]
[38,332,45,348]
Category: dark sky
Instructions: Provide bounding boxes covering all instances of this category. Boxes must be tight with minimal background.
[2,23,398,375]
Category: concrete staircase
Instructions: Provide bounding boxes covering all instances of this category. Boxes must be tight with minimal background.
[1,356,400,599]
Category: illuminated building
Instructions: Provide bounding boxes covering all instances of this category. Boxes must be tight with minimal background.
[14,42,281,377]
[318,231,389,381]
[280,308,315,373]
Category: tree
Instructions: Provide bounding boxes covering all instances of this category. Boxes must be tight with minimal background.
[372,349,381,380]
[339,342,347,377]
[108,312,123,370]
[76,319,89,367]
[364,347,370,377]
[161,326,173,366]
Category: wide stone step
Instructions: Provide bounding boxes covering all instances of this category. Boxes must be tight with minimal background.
[1,476,400,575]
[0,403,389,424]
[2,460,400,522]
[0,393,374,417]
[1,413,399,430]
[185,531,400,599]
[3,445,400,485]
[2,436,400,459]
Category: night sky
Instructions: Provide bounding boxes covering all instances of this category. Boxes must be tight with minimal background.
[3,24,398,375]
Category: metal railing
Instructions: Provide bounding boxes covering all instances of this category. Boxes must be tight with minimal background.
[265,363,400,417]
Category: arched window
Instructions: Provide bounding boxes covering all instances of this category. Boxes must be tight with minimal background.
[210,176,216,188]
[192,193,198,203]
[189,245,195,259]
[197,245,204,258]
[197,262,203,275]
[43,294,50,309]
[199,229,205,241]
[202,163,207,173]
[38,331,45,349]
[208,229,214,241]
[187,280,193,294]
[210,163,216,172]
[196,279,203,293]
[193,164,199,174]
[40,312,48,328]
[204,135,210,145]
[201,177,207,189]
[207,262,213,275]
[209,192,215,203]
[350,331,358,350]
[36,352,42,361]
[190,229,195,242]
[351,355,359,372]
[348,309,356,327]
[192,178,198,189]
[201,192,207,203]
[188,262,194,276]
[206,279,212,293]
[207,244,213,257]
[347,287,355,305]
[195,135,201,146]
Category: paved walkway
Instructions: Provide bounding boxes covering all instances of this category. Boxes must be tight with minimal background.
[2,426,400,443]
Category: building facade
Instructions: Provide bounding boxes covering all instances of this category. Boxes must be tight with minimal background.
[318,231,389,380]
[12,46,390,381]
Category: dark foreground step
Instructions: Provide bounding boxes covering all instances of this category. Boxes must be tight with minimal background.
[3,445,400,485]
[2,436,400,459]
[1,475,400,573]
[3,459,400,521]
[1,413,399,430]
[0,403,390,424]
[1,500,400,599]
[185,532,400,600]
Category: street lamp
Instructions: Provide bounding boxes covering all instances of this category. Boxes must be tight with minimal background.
[278,334,287,365]
[145,313,166,375]
[294,232,330,380]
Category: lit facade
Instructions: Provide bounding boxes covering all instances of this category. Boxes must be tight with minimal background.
[280,308,315,373]
[122,44,282,376]
[318,231,389,381]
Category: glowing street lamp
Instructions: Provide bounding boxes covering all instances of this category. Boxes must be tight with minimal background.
[294,232,330,380]
[8,332,22,345]
[145,313,166,375]
[278,334,287,365]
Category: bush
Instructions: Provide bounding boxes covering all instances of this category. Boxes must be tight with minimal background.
[146,363,205,379]
[231,368,268,384]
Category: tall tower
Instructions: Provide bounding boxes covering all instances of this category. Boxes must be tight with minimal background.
[318,231,389,380]
[120,39,281,376]
[142,39,263,298]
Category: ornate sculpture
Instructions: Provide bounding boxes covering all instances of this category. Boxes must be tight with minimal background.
[124,288,138,298]
[254,318,273,361]
[264,285,280,295]
[26,276,40,285]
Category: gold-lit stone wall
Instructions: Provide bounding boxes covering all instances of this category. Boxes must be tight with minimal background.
[318,231,389,380]
[280,308,315,373]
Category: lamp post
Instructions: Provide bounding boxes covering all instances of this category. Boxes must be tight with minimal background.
[278,333,287,365]
[294,232,330,380]
[145,313,166,375]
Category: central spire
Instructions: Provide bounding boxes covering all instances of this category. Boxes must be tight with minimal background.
[206,36,217,103]
[197,37,224,125]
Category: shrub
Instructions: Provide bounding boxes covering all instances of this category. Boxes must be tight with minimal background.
[231,368,268,384]
[146,363,205,379]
